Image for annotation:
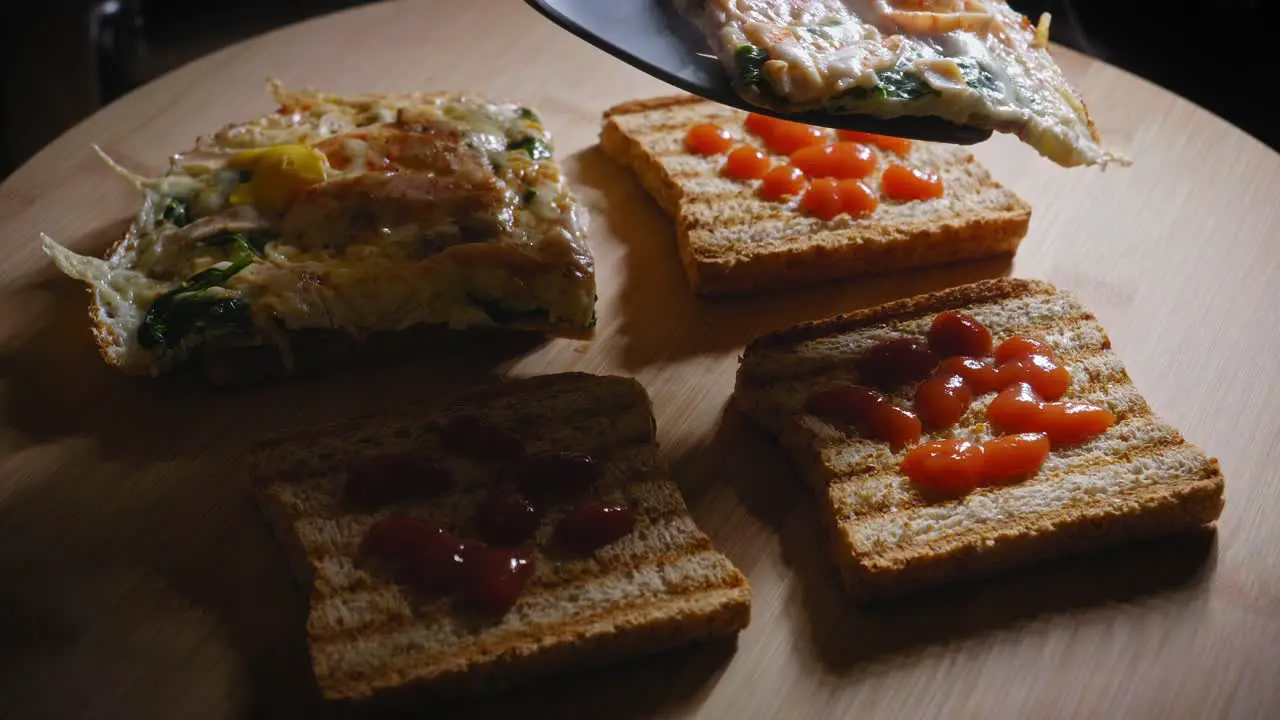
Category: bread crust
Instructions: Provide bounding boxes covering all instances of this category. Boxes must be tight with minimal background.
[733,278,1226,599]
[600,96,1033,296]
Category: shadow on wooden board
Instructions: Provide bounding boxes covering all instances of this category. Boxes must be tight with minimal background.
[679,406,1218,676]
[0,441,317,717]
[569,145,1015,373]
[336,639,740,720]
[0,390,739,720]
[0,361,742,718]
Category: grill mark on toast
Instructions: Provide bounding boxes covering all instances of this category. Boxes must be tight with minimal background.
[273,471,670,527]
[842,445,1221,555]
[743,320,1108,414]
[249,374,645,449]
[665,169,737,183]
[315,583,748,697]
[1068,373,1144,401]
[817,398,1155,490]
[300,505,707,595]
[739,310,1097,391]
[675,189,759,208]
[253,388,648,454]
[743,279,1059,351]
[680,204,1032,242]
[603,95,720,118]
[653,148,727,161]
[683,209,815,232]
[629,120,722,136]
[259,435,663,514]
[307,537,724,641]
[830,430,1185,520]
[822,398,1161,490]
[848,466,1224,575]
[254,423,656,485]
[284,472,688,542]
[309,558,746,679]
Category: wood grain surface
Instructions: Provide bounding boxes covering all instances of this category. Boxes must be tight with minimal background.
[1,1,1278,718]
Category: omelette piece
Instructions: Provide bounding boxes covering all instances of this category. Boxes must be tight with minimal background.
[677,0,1127,168]
[42,81,596,378]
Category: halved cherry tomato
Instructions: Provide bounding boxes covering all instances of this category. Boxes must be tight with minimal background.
[760,164,807,200]
[790,142,876,179]
[685,123,734,155]
[882,164,944,201]
[722,145,771,179]
[837,129,913,154]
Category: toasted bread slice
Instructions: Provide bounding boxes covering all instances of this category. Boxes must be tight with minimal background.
[248,372,750,702]
[733,278,1225,599]
[600,95,1031,296]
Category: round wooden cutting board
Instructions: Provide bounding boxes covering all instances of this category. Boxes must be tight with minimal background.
[1,2,1278,718]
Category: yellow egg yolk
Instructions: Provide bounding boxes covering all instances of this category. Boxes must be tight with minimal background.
[227,144,329,214]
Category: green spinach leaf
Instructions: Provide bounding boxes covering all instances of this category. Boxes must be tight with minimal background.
[842,61,1000,104]
[201,232,269,258]
[140,296,253,351]
[506,136,552,161]
[878,70,937,100]
[735,44,768,87]
[955,58,1002,95]
[138,244,256,350]
[844,70,938,101]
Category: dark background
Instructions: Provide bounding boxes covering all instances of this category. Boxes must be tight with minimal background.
[1,0,1275,179]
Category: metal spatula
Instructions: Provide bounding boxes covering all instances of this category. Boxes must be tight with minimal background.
[524,0,993,145]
